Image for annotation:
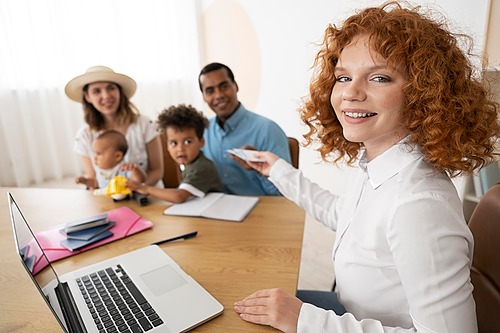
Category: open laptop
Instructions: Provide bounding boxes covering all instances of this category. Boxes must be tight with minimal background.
[8,192,223,333]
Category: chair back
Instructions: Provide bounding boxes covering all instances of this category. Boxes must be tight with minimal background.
[468,182,500,333]
[160,132,182,188]
[288,137,300,169]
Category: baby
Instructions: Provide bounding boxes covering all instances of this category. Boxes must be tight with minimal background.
[76,130,145,194]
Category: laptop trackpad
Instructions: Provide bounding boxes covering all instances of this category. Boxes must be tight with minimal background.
[140,265,187,296]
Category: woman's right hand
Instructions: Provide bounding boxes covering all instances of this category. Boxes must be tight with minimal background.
[247,151,280,176]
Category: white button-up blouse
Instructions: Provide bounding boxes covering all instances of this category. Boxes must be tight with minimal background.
[269,141,477,332]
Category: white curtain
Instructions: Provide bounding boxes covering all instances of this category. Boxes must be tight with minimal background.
[0,0,203,187]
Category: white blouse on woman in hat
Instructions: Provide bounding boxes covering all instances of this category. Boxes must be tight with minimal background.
[74,115,163,187]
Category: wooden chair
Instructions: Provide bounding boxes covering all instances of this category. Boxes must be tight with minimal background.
[288,137,300,169]
[159,132,182,188]
[468,182,500,333]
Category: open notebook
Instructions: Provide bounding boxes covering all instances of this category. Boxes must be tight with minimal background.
[163,193,259,222]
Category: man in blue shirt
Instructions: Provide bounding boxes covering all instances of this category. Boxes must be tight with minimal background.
[198,62,291,196]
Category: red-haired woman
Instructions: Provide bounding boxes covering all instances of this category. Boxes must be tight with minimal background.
[235,2,499,332]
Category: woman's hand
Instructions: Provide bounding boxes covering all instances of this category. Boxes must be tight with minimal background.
[126,179,148,195]
[120,162,139,172]
[234,288,302,333]
[121,163,147,183]
[247,151,280,176]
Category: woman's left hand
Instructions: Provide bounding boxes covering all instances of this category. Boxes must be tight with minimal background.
[234,288,302,333]
[120,162,140,172]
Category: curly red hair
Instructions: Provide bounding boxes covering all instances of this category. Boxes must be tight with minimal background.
[301,1,499,176]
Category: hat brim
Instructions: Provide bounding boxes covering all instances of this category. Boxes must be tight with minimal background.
[65,71,136,102]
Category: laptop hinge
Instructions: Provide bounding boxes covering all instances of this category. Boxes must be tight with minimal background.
[55,282,87,333]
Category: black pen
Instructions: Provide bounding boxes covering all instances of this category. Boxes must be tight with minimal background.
[151,231,198,246]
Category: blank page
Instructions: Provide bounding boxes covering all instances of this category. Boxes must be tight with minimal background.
[201,195,259,222]
[163,193,223,217]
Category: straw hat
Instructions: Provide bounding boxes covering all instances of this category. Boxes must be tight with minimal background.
[65,66,137,102]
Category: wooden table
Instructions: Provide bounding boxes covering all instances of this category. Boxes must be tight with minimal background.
[0,187,305,332]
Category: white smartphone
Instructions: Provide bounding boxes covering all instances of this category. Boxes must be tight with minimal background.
[227,148,265,162]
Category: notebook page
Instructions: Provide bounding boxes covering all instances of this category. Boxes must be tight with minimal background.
[201,195,259,222]
[163,193,224,217]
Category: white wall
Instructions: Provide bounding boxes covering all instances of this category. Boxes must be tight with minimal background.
[198,0,490,195]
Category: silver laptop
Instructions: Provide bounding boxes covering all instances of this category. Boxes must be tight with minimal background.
[8,192,223,333]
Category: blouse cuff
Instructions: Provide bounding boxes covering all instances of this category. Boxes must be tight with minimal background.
[269,158,295,181]
[297,303,326,333]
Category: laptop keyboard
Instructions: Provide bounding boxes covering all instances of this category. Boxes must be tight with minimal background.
[76,264,164,333]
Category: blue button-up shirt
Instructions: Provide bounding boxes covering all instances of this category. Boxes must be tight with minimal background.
[203,104,291,196]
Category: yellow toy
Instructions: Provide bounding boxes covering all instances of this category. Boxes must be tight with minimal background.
[105,176,131,200]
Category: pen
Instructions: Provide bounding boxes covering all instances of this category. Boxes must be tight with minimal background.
[151,231,198,246]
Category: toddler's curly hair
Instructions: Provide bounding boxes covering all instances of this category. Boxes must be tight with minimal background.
[157,104,208,139]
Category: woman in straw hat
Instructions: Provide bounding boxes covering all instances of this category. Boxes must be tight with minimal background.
[65,66,164,190]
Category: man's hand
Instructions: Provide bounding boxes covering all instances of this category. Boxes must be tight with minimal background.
[229,145,257,170]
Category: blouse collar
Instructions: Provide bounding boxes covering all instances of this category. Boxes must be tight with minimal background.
[359,137,422,189]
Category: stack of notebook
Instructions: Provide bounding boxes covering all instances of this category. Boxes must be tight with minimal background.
[35,207,154,264]
[59,213,115,252]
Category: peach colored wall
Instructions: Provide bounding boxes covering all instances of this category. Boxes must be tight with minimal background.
[485,0,500,66]
[200,0,261,113]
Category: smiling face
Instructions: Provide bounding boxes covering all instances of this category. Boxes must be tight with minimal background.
[84,81,121,117]
[330,34,408,160]
[199,68,240,122]
[165,127,205,166]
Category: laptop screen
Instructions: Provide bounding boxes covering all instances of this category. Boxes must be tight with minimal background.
[8,192,69,331]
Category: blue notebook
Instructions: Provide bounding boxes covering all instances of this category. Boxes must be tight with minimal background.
[59,222,115,241]
[63,213,109,233]
[60,230,114,252]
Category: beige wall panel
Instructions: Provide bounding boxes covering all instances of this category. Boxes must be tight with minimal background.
[200,0,260,111]
[485,0,500,66]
